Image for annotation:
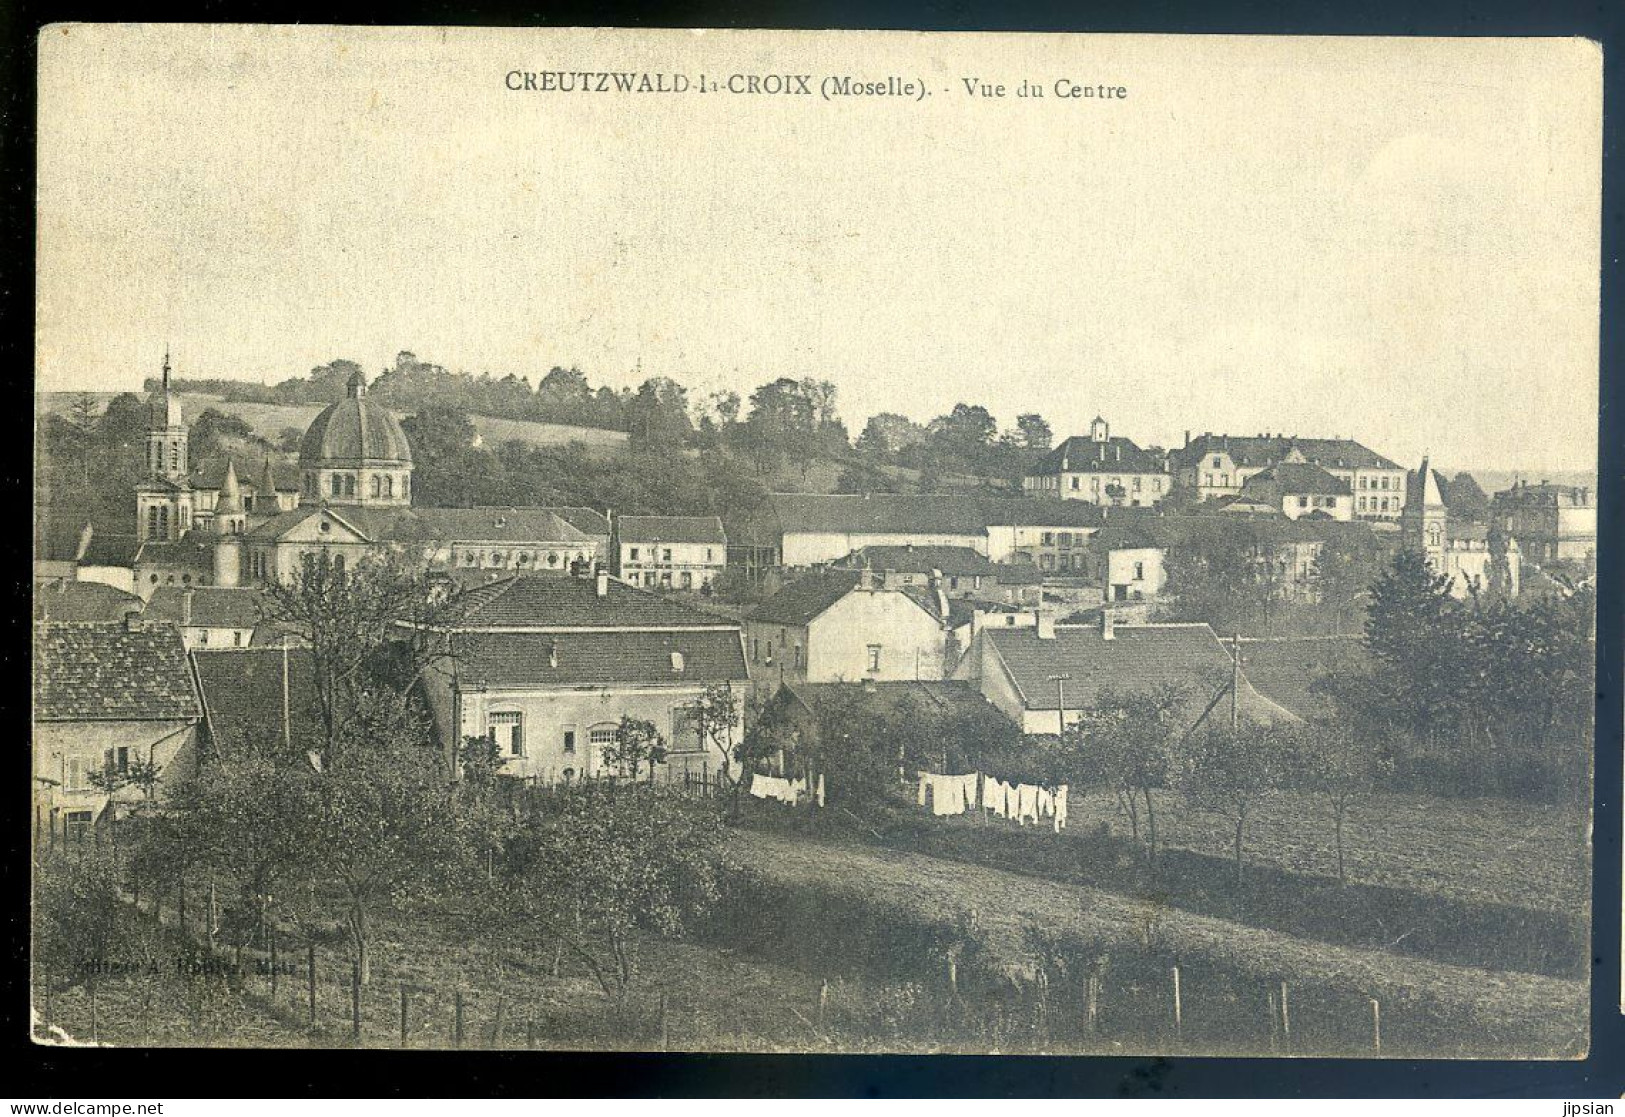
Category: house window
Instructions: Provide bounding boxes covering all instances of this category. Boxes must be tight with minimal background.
[1041,532,1054,546]
[111,746,129,774]
[1070,477,1079,490]
[681,572,693,589]
[589,725,618,754]
[1133,562,1144,581]
[1298,496,1309,508]
[866,645,882,673]
[331,474,342,497]
[1154,478,1163,492]
[662,548,673,562]
[794,644,803,668]
[66,757,83,791]
[706,548,714,562]
[1133,476,1142,491]
[488,711,524,757]
[1212,457,1222,469]
[198,628,209,645]
[1379,477,1389,490]
[630,547,640,561]
[233,631,243,647]
[562,728,577,755]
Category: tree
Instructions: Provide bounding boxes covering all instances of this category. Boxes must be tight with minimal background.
[504,783,726,999]
[1014,413,1053,451]
[1285,722,1389,885]
[1361,548,1462,744]
[604,715,668,782]
[1311,529,1388,634]
[1063,684,1187,861]
[258,551,456,769]
[1172,722,1295,886]
[691,683,742,787]
[928,403,997,454]
[744,378,817,472]
[190,408,256,462]
[857,413,926,458]
[626,377,693,449]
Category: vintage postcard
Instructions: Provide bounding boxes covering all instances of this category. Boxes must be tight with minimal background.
[32,26,1600,1058]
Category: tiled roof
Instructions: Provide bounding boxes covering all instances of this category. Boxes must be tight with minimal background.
[745,569,862,626]
[145,586,265,629]
[767,493,990,536]
[834,545,996,577]
[34,582,144,623]
[81,532,140,567]
[1230,637,1371,723]
[786,679,1009,733]
[1090,513,1379,552]
[134,534,217,569]
[34,622,202,721]
[412,507,593,543]
[1032,436,1166,476]
[448,573,735,630]
[1171,434,1400,472]
[1241,462,1352,497]
[191,647,323,752]
[983,623,1299,730]
[546,506,613,537]
[974,497,1106,528]
[444,629,746,689]
[242,506,329,543]
[617,515,727,545]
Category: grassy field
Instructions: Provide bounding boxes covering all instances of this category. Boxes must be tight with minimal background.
[1060,789,1589,913]
[722,828,1586,1058]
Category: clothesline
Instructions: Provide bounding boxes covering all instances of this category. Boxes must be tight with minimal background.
[917,770,1069,832]
[748,772,826,808]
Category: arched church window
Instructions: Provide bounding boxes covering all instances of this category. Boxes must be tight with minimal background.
[331,474,342,497]
[383,476,393,498]
[1427,524,1442,547]
[345,474,356,497]
[370,475,381,498]
[547,552,559,567]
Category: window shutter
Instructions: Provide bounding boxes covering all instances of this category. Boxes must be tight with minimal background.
[512,723,524,756]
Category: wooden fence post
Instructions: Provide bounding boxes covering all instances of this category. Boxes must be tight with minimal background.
[492,994,507,1046]
[1279,981,1290,1051]
[350,958,362,1042]
[307,943,317,1026]
[1371,997,1381,1053]
[454,987,465,1047]
[1087,972,1099,1034]
[400,985,410,1047]
[818,979,829,1028]
[659,992,668,1052]
[527,1017,537,1048]
[1267,987,1278,1052]
[1171,966,1182,1039]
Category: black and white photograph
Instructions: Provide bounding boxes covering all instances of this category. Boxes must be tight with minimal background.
[30,25,1602,1061]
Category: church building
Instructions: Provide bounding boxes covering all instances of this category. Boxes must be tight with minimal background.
[1400,456,1520,600]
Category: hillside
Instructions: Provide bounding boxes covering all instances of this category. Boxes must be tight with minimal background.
[36,392,630,452]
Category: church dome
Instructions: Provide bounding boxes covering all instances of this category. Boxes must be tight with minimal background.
[298,370,413,466]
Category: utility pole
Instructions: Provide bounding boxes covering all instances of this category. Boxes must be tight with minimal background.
[1229,633,1241,730]
[1048,673,1073,734]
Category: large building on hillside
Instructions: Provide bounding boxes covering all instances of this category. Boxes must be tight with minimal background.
[1021,417,1172,507]
[730,492,1106,572]
[1232,462,1355,521]
[1169,433,1406,521]
[1490,480,1596,569]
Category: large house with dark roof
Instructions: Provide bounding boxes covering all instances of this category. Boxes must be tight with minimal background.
[829,545,1042,605]
[33,620,203,836]
[732,492,1109,572]
[33,579,145,624]
[1169,432,1406,521]
[416,570,749,785]
[953,613,1300,735]
[1021,418,1172,507]
[744,568,950,688]
[1232,462,1354,521]
[613,515,727,591]
[192,646,324,755]
[144,585,265,649]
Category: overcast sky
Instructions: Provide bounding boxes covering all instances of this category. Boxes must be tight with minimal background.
[36,27,1601,472]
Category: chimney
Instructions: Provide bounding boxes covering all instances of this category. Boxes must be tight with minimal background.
[1114,445,1121,462]
[595,569,609,598]
[181,588,194,626]
[1183,430,1190,448]
[1100,610,1115,641]
[1036,609,1056,640]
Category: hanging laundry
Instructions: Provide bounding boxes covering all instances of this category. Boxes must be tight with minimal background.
[988,778,1009,818]
[816,773,826,808]
[1016,783,1039,825]
[1038,786,1054,821]
[1054,785,1069,832]
[917,772,929,807]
